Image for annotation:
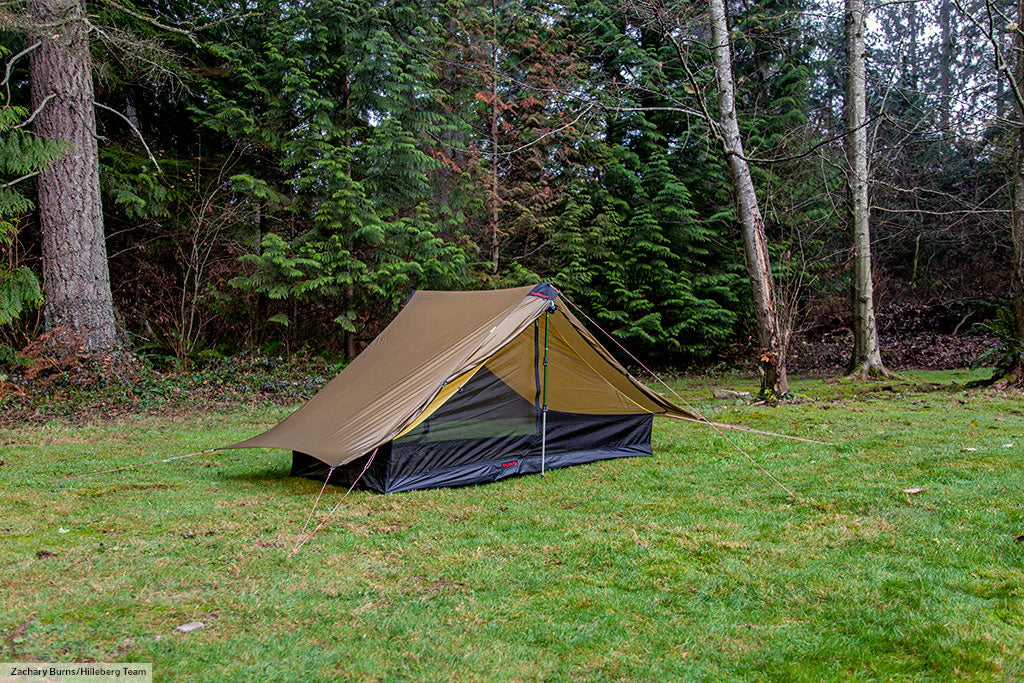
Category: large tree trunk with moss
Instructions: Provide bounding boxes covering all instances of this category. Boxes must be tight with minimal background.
[707,0,789,398]
[844,0,887,378]
[29,0,119,351]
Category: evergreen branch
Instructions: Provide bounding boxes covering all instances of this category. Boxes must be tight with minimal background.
[94,102,162,173]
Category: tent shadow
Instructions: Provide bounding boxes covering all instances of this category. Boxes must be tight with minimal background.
[216,465,292,485]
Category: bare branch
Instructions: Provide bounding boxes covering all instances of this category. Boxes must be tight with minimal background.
[100,0,199,46]
[956,0,1024,118]
[13,92,55,129]
[2,40,40,106]
[871,205,1010,216]
[1,170,39,189]
[94,101,162,172]
[505,103,597,156]
[88,22,190,94]
[602,104,705,117]
[99,0,254,48]
[746,112,885,165]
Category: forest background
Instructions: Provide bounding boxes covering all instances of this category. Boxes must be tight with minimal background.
[0,0,1017,402]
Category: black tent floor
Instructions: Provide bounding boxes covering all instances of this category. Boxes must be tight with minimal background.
[290,412,654,494]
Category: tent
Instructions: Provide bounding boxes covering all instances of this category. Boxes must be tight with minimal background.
[226,283,696,493]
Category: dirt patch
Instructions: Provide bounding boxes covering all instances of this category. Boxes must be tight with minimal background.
[789,332,996,377]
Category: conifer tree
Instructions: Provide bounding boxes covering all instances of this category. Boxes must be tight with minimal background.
[206,0,470,358]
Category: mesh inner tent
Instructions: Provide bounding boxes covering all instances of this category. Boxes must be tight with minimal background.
[389,366,540,477]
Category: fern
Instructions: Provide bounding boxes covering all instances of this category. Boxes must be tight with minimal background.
[0,76,61,328]
[971,306,1024,377]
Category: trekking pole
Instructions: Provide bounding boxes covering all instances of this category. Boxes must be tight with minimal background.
[541,302,554,477]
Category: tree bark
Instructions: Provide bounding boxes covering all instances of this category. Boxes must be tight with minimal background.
[488,0,501,275]
[998,28,1008,123]
[29,0,119,351]
[844,0,887,378]
[707,0,789,398]
[907,0,919,91]
[939,0,953,133]
[1013,0,1024,349]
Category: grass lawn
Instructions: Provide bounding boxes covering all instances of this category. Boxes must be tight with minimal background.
[2,369,1023,681]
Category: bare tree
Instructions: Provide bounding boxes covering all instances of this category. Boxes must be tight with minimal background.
[488,0,501,275]
[844,0,888,378]
[939,0,954,133]
[1008,0,1024,374]
[963,0,1024,382]
[707,0,790,397]
[29,0,118,351]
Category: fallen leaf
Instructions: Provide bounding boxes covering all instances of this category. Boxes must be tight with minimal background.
[176,621,205,634]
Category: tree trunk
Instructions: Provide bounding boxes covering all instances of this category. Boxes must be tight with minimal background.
[907,0,919,91]
[488,0,501,275]
[998,28,1008,123]
[345,282,357,361]
[29,0,119,351]
[1013,0,1024,348]
[939,0,952,134]
[844,0,887,378]
[707,0,789,398]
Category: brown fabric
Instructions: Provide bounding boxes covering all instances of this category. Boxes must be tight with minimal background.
[554,306,690,416]
[226,285,693,466]
[483,309,693,416]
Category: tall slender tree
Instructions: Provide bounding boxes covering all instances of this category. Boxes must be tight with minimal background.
[707,0,790,397]
[844,0,887,377]
[939,0,954,133]
[952,0,1024,383]
[29,0,118,350]
[1010,0,1024,373]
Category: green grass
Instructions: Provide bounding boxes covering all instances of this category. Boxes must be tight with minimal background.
[2,369,1023,681]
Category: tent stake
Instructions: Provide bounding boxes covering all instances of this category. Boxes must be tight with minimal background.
[541,304,552,477]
